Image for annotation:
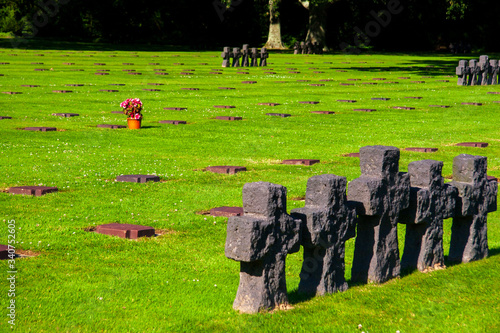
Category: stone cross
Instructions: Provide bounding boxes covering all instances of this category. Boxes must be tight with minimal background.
[448,154,498,263]
[250,47,259,67]
[488,59,499,85]
[468,59,479,86]
[293,41,301,55]
[241,44,249,67]
[456,60,469,86]
[478,55,490,85]
[221,46,231,67]
[225,182,301,313]
[290,175,357,296]
[259,48,268,67]
[231,47,241,67]
[400,160,458,272]
[347,145,410,284]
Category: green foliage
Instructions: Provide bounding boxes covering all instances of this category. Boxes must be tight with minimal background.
[0,40,499,332]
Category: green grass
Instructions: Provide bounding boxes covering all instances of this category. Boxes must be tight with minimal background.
[0,40,499,332]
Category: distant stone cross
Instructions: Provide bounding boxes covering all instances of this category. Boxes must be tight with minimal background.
[400,160,458,272]
[221,47,231,67]
[225,182,301,313]
[231,47,241,67]
[259,48,268,67]
[478,55,490,85]
[488,59,499,85]
[347,145,410,283]
[241,44,249,67]
[291,175,356,295]
[250,48,259,67]
[468,59,479,86]
[448,154,498,263]
[456,60,469,86]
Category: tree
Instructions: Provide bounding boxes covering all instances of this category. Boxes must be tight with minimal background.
[298,0,339,48]
[264,0,285,49]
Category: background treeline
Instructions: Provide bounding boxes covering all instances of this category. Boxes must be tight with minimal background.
[0,0,499,51]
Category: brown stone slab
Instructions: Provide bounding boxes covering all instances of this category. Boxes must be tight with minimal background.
[0,62,9,65]
[123,63,134,65]
[111,111,123,114]
[361,82,378,85]
[214,105,235,109]
[206,166,247,174]
[99,89,118,92]
[242,81,257,84]
[155,72,169,75]
[347,153,360,157]
[411,81,425,83]
[209,72,222,74]
[337,100,357,103]
[122,69,136,72]
[95,223,155,239]
[164,107,187,111]
[210,206,244,217]
[53,90,72,93]
[2,92,22,95]
[8,186,58,196]
[128,72,142,75]
[340,83,354,86]
[405,97,423,99]
[24,127,57,131]
[319,79,332,82]
[159,120,186,125]
[392,106,416,110]
[429,105,450,108]
[237,72,249,74]
[94,63,106,65]
[116,174,160,183]
[404,147,438,153]
[372,98,391,101]
[97,124,126,129]
[336,70,347,72]
[31,62,43,65]
[436,80,449,82]
[264,72,276,74]
[266,113,291,117]
[313,71,325,74]
[309,84,325,86]
[353,109,376,112]
[299,101,320,104]
[258,103,280,106]
[148,83,164,86]
[288,71,300,74]
[181,88,199,90]
[149,63,160,65]
[109,84,125,86]
[173,63,184,65]
[456,142,488,148]
[0,116,12,119]
[297,80,310,82]
[487,92,500,94]
[94,72,109,75]
[0,245,8,260]
[21,85,40,87]
[52,113,79,117]
[96,69,110,72]
[311,111,334,114]
[286,68,297,70]
[373,78,387,80]
[216,116,242,121]
[34,69,48,71]
[180,72,193,75]
[143,89,161,91]
[66,84,84,87]
[461,103,482,106]
[282,159,320,166]
[218,87,235,90]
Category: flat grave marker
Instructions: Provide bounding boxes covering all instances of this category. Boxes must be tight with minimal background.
[52,113,79,117]
[210,206,244,217]
[164,107,187,111]
[97,124,126,129]
[214,105,235,109]
[216,116,242,121]
[372,98,391,101]
[353,109,376,112]
[299,101,319,104]
[258,103,280,106]
[0,116,12,119]
[456,142,488,148]
[392,106,416,110]
[159,120,186,125]
[266,113,291,117]
[461,103,482,106]
[337,100,357,103]
[2,92,22,95]
[24,127,57,131]
[116,175,160,183]
[404,147,438,152]
[206,166,247,174]
[95,223,155,240]
[311,111,334,114]
[8,186,58,196]
[429,105,451,108]
[282,159,320,166]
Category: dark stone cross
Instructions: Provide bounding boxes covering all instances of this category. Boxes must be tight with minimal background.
[456,60,469,86]
[488,59,499,85]
[478,55,490,86]
[400,160,458,272]
[250,48,259,67]
[347,145,410,284]
[241,44,249,67]
[221,47,231,68]
[468,59,479,86]
[290,175,356,296]
[259,48,268,67]
[300,41,306,54]
[225,182,301,313]
[231,47,241,67]
[293,42,301,55]
[448,154,498,263]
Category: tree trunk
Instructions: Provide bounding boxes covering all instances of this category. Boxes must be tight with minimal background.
[300,1,336,50]
[264,0,285,49]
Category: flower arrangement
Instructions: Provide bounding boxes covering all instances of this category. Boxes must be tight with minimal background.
[120,98,143,120]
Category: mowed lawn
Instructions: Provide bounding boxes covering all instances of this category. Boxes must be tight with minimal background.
[0,40,499,332]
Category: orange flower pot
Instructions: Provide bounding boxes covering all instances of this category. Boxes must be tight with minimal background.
[127,118,141,129]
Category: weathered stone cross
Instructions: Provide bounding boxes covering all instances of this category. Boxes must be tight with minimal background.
[448,154,498,263]
[348,145,410,283]
[225,182,301,313]
[400,160,458,272]
[291,174,357,295]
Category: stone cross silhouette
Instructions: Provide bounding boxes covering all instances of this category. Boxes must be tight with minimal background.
[488,59,499,85]
[241,44,249,67]
[400,160,458,272]
[225,182,301,313]
[259,48,268,67]
[468,59,479,86]
[448,154,498,263]
[250,48,259,67]
[290,174,357,296]
[348,145,410,284]
[221,46,231,67]
[478,55,490,85]
[231,47,241,67]
[456,60,469,86]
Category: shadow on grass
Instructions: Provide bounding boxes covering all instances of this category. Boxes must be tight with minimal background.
[443,246,500,268]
